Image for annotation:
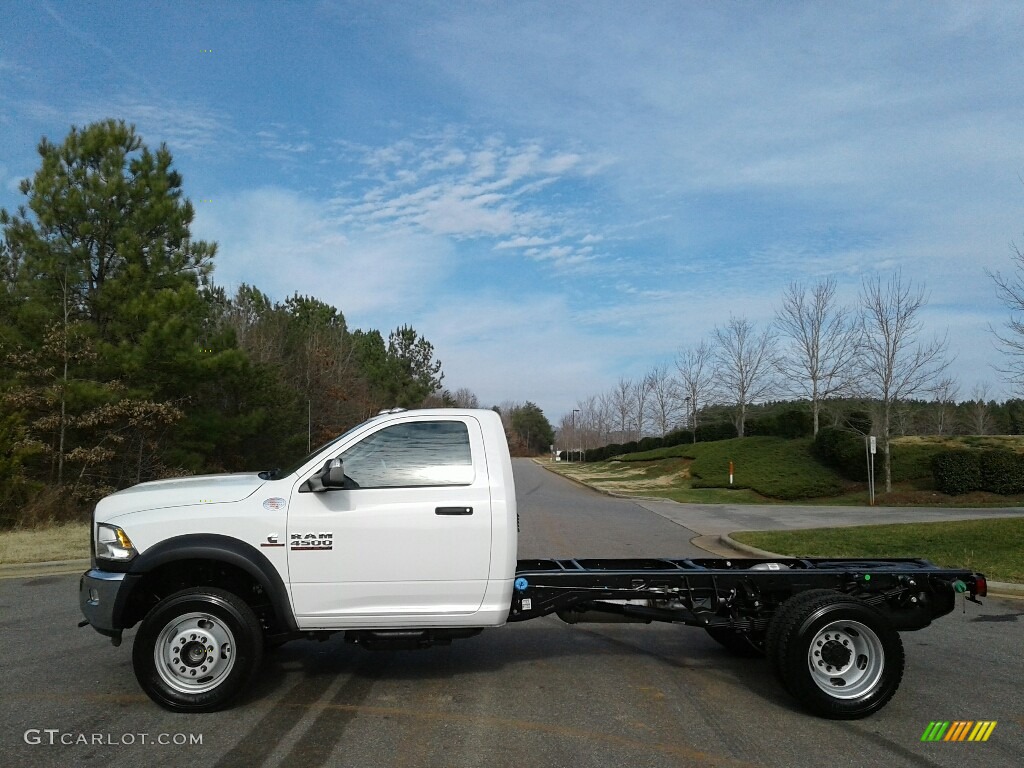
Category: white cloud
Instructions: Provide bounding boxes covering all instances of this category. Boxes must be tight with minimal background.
[330,133,602,259]
[26,97,235,156]
[191,186,455,321]
[0,163,13,194]
[420,293,630,416]
[494,235,557,250]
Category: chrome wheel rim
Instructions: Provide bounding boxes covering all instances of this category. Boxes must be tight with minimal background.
[806,619,884,699]
[154,612,236,694]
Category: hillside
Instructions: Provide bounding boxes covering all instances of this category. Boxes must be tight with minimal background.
[548,434,1024,505]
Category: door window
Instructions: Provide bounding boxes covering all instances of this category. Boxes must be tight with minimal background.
[339,420,474,488]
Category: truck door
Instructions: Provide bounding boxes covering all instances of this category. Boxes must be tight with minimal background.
[286,415,492,625]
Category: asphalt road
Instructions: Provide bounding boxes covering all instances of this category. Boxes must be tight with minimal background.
[2,458,1020,767]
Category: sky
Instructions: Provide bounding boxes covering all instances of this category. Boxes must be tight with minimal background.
[3,1,1024,422]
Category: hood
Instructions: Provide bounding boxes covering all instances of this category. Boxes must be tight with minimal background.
[94,473,267,521]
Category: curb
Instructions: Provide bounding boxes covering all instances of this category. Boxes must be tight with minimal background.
[717,534,1024,597]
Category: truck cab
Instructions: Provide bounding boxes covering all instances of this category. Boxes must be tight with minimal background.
[80,409,517,710]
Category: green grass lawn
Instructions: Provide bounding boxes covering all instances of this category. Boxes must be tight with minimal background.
[732,517,1024,583]
[618,437,849,500]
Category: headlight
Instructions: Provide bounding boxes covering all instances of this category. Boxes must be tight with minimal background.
[95,524,138,563]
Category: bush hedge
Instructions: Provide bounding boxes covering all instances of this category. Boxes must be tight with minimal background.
[746,408,813,439]
[583,413,818,462]
[813,429,943,484]
[812,427,867,481]
[890,442,949,482]
[931,448,1024,495]
[980,449,1024,494]
[694,421,737,442]
[687,437,845,500]
[930,451,982,495]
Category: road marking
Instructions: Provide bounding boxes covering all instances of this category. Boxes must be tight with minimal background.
[258,674,354,767]
[258,699,760,766]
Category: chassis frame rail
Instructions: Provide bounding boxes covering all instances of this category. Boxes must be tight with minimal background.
[509,557,986,632]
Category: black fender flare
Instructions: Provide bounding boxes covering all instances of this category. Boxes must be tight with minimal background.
[113,534,297,633]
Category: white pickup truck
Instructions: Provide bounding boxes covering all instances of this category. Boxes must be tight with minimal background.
[80,408,986,719]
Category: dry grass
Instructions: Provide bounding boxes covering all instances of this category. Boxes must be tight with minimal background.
[891,434,1024,452]
[0,522,90,564]
[550,458,692,495]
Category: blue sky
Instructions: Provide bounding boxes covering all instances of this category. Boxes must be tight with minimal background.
[3,1,1024,420]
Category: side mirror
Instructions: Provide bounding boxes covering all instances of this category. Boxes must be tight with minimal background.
[323,457,346,488]
[305,457,348,492]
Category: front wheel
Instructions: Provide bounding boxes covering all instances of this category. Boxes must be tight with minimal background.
[132,587,264,712]
[767,590,904,719]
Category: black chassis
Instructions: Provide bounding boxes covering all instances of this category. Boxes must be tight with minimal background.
[508,556,987,632]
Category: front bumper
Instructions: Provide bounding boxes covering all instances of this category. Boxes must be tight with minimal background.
[79,569,126,643]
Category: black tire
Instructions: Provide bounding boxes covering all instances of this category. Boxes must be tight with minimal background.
[132,587,264,712]
[766,590,904,719]
[705,626,766,657]
[765,589,840,689]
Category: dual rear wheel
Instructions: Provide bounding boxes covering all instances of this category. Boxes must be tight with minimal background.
[706,589,904,719]
[765,589,904,719]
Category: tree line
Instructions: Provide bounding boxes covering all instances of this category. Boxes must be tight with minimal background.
[0,120,449,526]
[559,268,1024,494]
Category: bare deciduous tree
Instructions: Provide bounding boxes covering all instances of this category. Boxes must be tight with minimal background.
[632,374,654,440]
[676,341,717,442]
[593,393,614,447]
[450,388,480,408]
[988,242,1024,390]
[610,377,634,442]
[647,363,682,437]
[858,272,950,492]
[714,317,778,437]
[929,376,960,436]
[775,278,861,436]
[966,383,993,435]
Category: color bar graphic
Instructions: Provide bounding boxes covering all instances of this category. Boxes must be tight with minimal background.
[920,721,996,742]
[921,721,949,741]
